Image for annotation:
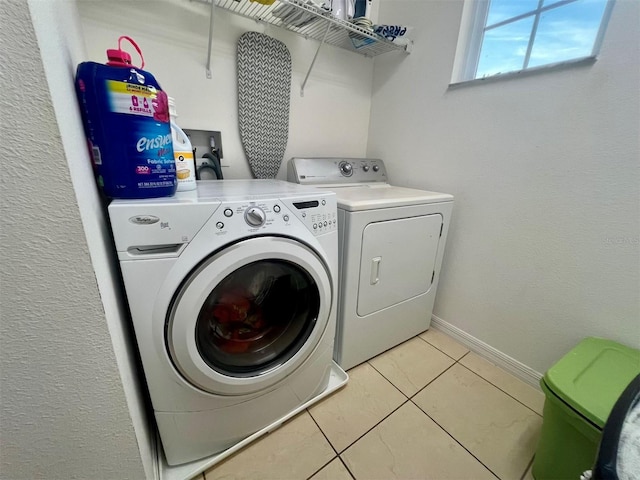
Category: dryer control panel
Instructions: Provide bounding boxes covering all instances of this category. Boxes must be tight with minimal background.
[287,157,388,185]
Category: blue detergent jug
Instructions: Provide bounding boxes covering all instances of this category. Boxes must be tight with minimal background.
[76,36,176,198]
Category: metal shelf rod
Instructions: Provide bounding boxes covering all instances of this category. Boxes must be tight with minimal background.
[205,0,215,79]
[300,22,331,97]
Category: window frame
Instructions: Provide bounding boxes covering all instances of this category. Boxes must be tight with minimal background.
[451,0,616,84]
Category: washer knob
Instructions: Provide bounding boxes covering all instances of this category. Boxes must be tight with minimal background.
[339,161,353,177]
[244,207,266,227]
[372,164,380,172]
[363,165,370,172]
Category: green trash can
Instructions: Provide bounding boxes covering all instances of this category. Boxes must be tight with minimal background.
[532,337,640,480]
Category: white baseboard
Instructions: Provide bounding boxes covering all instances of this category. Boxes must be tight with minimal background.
[431,315,543,389]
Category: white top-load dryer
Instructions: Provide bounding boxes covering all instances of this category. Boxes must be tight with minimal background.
[288,158,454,370]
[108,180,344,466]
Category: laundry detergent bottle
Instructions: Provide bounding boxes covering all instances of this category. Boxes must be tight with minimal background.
[75,36,177,198]
[168,98,196,191]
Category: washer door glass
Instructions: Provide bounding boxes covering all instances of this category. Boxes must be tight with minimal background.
[166,236,333,396]
[196,259,320,376]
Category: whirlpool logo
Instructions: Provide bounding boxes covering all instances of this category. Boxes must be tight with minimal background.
[129,215,160,225]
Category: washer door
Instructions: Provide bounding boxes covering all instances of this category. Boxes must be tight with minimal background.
[167,236,332,396]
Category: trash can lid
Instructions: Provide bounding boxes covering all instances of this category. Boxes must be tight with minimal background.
[544,337,640,428]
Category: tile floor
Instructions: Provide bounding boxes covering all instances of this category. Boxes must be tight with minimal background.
[199,329,545,480]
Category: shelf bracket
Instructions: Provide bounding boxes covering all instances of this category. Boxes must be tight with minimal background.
[205,0,215,79]
[300,22,332,97]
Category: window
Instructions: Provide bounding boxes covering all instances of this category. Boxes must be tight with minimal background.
[452,0,616,82]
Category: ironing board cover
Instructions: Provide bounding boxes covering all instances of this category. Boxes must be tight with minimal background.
[237,32,291,179]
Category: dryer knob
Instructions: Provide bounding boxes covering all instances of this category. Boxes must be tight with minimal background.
[244,207,266,227]
[339,161,353,177]
[372,164,380,172]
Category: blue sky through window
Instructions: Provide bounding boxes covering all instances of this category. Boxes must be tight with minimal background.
[476,0,610,78]
[486,0,540,26]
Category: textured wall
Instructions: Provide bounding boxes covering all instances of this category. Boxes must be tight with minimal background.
[27,0,158,476]
[0,1,147,478]
[368,0,640,373]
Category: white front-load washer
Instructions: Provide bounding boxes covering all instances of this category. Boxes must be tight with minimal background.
[108,180,340,465]
[288,158,454,370]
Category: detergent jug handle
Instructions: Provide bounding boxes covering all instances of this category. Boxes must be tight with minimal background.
[106,36,145,69]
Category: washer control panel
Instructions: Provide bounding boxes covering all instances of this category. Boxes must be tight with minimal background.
[244,206,266,227]
[286,195,337,236]
[210,195,337,237]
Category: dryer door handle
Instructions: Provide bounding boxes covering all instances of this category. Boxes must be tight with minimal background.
[370,257,381,285]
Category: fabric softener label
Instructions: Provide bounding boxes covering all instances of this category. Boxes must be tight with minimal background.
[106,80,176,190]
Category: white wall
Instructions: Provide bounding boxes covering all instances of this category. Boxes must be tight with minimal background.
[0,1,149,478]
[78,0,374,179]
[369,0,640,373]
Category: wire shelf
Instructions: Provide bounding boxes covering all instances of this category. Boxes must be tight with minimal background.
[208,0,410,57]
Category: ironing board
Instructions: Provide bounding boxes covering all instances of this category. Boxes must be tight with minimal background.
[237,32,291,179]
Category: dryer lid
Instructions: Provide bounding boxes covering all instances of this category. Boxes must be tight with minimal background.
[329,184,454,211]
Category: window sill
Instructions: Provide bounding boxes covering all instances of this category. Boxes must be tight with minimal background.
[448,56,598,90]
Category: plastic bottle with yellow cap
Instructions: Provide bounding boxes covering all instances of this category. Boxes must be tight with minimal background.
[168,97,197,192]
